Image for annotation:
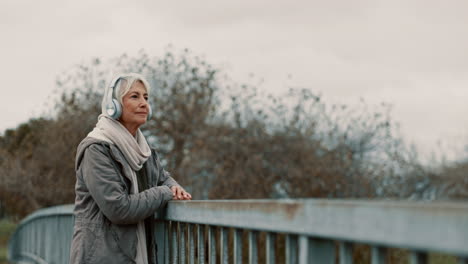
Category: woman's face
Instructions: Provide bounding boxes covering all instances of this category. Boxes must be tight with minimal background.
[120,81,149,131]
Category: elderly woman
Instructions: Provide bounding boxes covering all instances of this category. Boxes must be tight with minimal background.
[70,73,191,264]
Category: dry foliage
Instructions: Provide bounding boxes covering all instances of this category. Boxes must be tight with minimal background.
[0,48,466,220]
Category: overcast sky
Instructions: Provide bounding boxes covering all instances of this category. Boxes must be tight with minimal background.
[1,0,467,160]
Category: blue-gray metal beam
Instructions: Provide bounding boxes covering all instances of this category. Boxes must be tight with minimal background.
[164,199,468,256]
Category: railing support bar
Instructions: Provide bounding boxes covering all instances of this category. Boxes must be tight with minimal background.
[179,222,185,264]
[197,224,205,264]
[171,221,178,264]
[308,238,335,264]
[220,227,228,264]
[208,226,216,264]
[410,251,428,264]
[188,224,194,264]
[371,246,387,264]
[285,234,297,264]
[248,230,258,264]
[339,241,353,264]
[266,232,276,264]
[233,229,242,264]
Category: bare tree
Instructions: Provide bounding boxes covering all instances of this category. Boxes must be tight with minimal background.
[2,48,458,218]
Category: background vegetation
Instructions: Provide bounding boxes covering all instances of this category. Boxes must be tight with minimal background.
[0,219,16,264]
[0,48,466,263]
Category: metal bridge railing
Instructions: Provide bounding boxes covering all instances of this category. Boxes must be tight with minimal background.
[154,199,468,264]
[8,199,468,264]
[7,204,74,264]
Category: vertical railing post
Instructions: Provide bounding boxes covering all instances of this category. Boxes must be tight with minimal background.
[220,227,228,264]
[410,251,428,264]
[339,242,352,264]
[179,222,186,264]
[208,226,216,264]
[165,221,170,264]
[248,230,258,264]
[233,229,243,264]
[197,224,205,264]
[298,236,309,264]
[308,238,335,264]
[266,232,276,264]
[171,221,178,264]
[285,234,297,264]
[188,224,195,264]
[371,246,387,264]
[155,219,168,264]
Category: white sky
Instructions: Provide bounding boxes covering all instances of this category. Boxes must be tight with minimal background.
[1,0,467,160]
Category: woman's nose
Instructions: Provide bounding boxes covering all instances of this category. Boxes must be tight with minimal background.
[139,101,148,109]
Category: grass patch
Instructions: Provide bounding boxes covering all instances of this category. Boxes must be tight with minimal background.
[430,253,458,264]
[0,247,7,264]
[0,219,17,264]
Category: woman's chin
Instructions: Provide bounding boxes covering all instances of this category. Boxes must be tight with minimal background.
[135,120,146,127]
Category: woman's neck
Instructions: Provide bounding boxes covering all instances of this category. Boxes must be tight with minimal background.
[120,122,139,137]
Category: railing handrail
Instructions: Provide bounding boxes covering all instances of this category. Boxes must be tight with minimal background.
[8,204,75,264]
[16,204,74,227]
[161,199,468,256]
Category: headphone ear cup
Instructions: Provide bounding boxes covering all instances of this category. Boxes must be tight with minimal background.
[147,104,153,121]
[111,99,122,119]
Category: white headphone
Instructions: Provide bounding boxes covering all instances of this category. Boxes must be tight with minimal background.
[105,76,152,121]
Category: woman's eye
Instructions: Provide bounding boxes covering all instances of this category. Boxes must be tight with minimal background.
[144,97,148,101]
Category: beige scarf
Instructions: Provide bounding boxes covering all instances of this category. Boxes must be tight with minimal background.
[87,114,150,264]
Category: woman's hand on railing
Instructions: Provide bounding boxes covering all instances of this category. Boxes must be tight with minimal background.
[171,186,192,200]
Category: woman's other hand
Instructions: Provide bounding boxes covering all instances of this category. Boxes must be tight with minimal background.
[171,186,192,200]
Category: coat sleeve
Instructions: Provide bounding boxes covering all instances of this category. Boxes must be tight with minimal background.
[158,169,180,189]
[82,144,174,225]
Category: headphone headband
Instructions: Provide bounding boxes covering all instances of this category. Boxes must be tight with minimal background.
[109,76,122,90]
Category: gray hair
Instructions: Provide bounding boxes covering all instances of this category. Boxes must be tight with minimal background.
[113,73,151,104]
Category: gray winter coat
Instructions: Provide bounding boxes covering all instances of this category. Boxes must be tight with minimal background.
[69,137,178,264]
